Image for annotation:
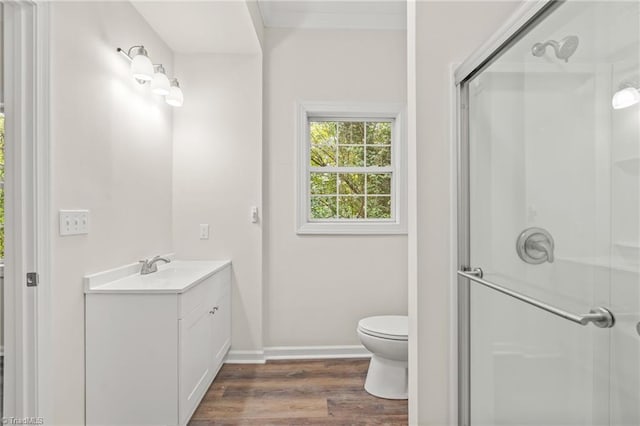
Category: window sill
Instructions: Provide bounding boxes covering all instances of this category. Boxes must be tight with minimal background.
[297,221,407,236]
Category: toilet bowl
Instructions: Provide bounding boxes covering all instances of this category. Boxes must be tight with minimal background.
[357,315,408,399]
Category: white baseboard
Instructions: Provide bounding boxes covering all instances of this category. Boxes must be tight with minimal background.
[225,345,371,364]
[265,345,371,360]
[225,350,266,364]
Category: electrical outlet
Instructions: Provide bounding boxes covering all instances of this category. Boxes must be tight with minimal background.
[59,210,90,236]
[199,224,210,240]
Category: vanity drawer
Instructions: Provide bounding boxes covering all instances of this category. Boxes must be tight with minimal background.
[179,265,231,319]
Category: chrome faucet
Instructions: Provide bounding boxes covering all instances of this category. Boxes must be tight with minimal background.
[139,255,171,275]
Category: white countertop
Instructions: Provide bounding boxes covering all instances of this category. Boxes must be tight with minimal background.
[84,260,231,294]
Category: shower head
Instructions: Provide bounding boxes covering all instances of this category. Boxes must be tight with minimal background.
[531,35,579,62]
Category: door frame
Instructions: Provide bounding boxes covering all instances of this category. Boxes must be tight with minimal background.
[453,1,561,425]
[3,0,51,420]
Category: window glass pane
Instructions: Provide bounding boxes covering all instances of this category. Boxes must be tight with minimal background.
[338,196,365,218]
[310,121,337,167]
[338,145,364,167]
[367,173,392,195]
[339,173,365,195]
[310,173,337,195]
[310,121,337,145]
[310,196,337,219]
[366,122,392,145]
[366,196,391,219]
[366,146,391,167]
[310,144,336,167]
[338,122,364,144]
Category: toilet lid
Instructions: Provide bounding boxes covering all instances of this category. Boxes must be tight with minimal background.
[358,315,408,340]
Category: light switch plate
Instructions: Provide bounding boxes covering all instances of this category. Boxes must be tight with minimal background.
[59,210,90,236]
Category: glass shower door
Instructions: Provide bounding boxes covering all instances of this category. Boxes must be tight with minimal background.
[459,1,640,425]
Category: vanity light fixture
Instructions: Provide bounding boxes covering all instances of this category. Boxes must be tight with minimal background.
[612,83,640,110]
[117,46,154,83]
[166,79,184,107]
[151,65,171,96]
[117,45,184,107]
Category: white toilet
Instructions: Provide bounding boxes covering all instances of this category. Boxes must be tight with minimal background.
[357,315,408,399]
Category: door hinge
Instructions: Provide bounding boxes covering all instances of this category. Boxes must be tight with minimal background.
[27,272,39,287]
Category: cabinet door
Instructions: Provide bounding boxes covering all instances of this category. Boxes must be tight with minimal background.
[210,290,231,371]
[179,300,213,425]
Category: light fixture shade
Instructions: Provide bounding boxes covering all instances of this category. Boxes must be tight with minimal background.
[131,53,154,82]
[166,82,184,107]
[612,87,640,109]
[151,71,171,96]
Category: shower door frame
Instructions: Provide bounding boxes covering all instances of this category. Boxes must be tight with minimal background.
[454,1,564,425]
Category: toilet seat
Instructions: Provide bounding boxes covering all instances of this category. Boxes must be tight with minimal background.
[358,315,408,341]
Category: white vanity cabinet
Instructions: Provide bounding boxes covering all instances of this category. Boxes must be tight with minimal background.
[85,260,231,426]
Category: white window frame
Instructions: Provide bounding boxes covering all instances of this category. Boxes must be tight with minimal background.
[296,101,407,235]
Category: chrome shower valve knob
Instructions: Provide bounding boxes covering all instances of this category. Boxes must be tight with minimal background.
[516,227,555,264]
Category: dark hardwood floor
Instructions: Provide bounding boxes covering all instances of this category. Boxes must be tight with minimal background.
[189,359,408,426]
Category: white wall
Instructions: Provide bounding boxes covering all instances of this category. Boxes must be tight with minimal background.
[50,2,174,424]
[264,28,407,347]
[172,53,263,352]
[412,2,521,424]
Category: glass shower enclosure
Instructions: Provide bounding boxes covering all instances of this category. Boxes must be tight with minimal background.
[456,1,640,425]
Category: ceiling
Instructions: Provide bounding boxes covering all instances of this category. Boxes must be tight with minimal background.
[132,1,261,54]
[257,0,406,30]
[132,0,406,55]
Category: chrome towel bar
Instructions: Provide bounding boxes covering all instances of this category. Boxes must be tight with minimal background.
[457,268,615,328]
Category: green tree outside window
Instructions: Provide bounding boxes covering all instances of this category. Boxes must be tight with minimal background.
[309,120,393,220]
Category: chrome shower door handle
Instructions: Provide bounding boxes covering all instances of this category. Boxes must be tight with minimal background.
[457,269,615,328]
[517,227,555,264]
